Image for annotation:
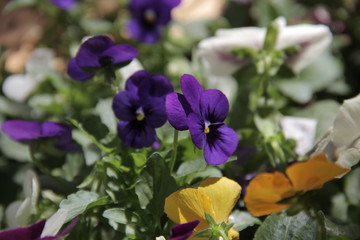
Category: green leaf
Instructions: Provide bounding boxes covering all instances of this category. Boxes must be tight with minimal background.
[230,210,261,231]
[344,168,360,206]
[102,208,138,224]
[254,211,317,240]
[324,214,360,239]
[135,153,177,222]
[59,190,99,222]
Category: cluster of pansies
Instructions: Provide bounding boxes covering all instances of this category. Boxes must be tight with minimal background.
[1,0,359,240]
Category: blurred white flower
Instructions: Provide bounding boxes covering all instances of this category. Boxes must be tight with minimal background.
[172,0,227,23]
[5,170,40,227]
[2,48,55,102]
[197,17,332,76]
[155,236,166,240]
[280,116,317,156]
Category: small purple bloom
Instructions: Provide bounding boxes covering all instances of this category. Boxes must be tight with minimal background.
[170,220,199,240]
[1,120,79,151]
[166,74,238,165]
[127,0,181,44]
[67,35,138,81]
[50,0,76,10]
[0,218,78,240]
[112,70,173,148]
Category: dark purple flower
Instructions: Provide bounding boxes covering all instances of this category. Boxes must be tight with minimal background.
[170,220,199,240]
[0,217,78,240]
[127,0,181,44]
[166,74,238,165]
[112,70,173,148]
[49,0,76,10]
[67,35,138,81]
[1,120,79,151]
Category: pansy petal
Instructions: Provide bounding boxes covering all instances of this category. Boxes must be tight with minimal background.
[50,0,76,10]
[126,19,160,44]
[286,153,349,192]
[204,124,238,165]
[156,0,181,25]
[164,188,214,232]
[332,94,360,147]
[199,89,229,123]
[125,70,151,93]
[2,120,42,141]
[75,36,113,68]
[150,74,174,97]
[112,91,139,121]
[180,74,204,113]
[188,113,206,149]
[143,97,167,128]
[117,121,156,148]
[166,93,192,130]
[244,172,296,217]
[67,59,94,81]
[101,44,138,66]
[0,219,45,240]
[198,177,241,223]
[170,220,199,240]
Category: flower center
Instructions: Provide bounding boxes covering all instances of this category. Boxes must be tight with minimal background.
[204,121,210,134]
[136,107,145,121]
[144,9,156,24]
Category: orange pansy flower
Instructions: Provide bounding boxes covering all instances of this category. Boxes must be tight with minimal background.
[244,153,349,217]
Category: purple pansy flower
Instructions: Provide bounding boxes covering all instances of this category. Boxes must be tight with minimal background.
[67,35,138,81]
[127,0,181,44]
[1,120,79,151]
[112,70,173,148]
[50,0,76,10]
[0,217,78,240]
[170,220,199,240]
[166,74,238,165]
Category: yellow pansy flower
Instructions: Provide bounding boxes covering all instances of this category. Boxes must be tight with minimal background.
[164,177,241,240]
[244,153,349,217]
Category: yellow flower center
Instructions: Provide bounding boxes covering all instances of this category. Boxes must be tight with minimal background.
[204,127,210,134]
[144,9,156,24]
[137,114,145,121]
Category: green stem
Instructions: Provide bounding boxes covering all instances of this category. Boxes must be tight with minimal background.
[169,130,179,173]
[314,210,326,240]
[218,230,230,240]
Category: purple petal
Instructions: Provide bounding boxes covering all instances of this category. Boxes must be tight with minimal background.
[155,0,181,25]
[188,113,206,149]
[204,124,239,165]
[117,121,157,148]
[125,70,152,97]
[143,97,167,128]
[180,74,204,113]
[199,89,229,123]
[150,74,173,97]
[1,120,42,141]
[101,44,138,66]
[50,0,76,10]
[112,91,139,121]
[41,122,79,152]
[165,93,192,130]
[0,219,45,240]
[126,19,160,44]
[75,36,113,68]
[67,58,94,81]
[170,220,199,240]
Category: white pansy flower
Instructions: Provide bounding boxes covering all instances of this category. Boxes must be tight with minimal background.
[280,116,317,156]
[118,58,143,89]
[197,17,332,76]
[2,48,55,102]
[5,170,40,227]
[155,236,166,240]
[331,94,360,169]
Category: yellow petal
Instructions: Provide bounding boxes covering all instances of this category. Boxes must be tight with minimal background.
[228,227,240,240]
[164,188,215,232]
[287,153,350,192]
[198,177,241,223]
[244,172,296,217]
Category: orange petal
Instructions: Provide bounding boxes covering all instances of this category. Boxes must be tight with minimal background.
[198,177,241,223]
[286,153,350,192]
[244,172,296,217]
[164,188,215,231]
